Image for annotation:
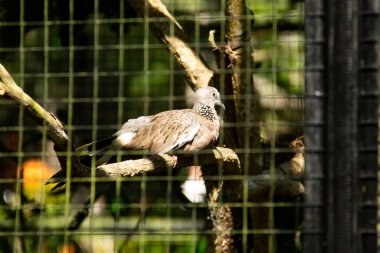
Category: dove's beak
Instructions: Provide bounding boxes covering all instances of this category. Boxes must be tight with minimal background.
[216,100,225,110]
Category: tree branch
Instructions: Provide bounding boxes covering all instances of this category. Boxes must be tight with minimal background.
[0,64,68,151]
[45,147,240,186]
[254,137,304,183]
[208,30,241,151]
[225,0,261,175]
[0,64,88,180]
[127,0,214,89]
[249,137,304,253]
[93,147,240,178]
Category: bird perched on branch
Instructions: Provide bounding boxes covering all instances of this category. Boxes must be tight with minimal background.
[78,86,225,166]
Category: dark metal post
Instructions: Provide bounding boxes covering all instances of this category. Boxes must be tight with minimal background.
[305,0,378,252]
[304,0,326,251]
[326,0,359,252]
[357,0,379,252]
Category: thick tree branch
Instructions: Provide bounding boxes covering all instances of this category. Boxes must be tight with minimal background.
[225,1,251,125]
[249,150,304,198]
[225,0,261,175]
[206,185,237,253]
[128,0,214,89]
[95,147,239,178]
[203,163,243,253]
[45,147,240,185]
[208,30,241,151]
[249,137,304,253]
[254,137,304,182]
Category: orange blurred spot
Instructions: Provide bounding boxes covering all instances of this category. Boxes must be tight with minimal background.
[22,159,54,195]
[58,243,76,253]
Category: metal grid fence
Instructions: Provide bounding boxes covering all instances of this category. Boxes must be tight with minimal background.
[0,0,377,253]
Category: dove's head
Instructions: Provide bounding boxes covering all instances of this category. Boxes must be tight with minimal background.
[194,87,225,110]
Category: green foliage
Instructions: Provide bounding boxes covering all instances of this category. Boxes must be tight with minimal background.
[255,32,304,95]
[248,0,290,16]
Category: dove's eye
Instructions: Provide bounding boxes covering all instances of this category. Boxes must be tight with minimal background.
[212,93,216,97]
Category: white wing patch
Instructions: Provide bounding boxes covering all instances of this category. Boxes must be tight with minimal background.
[113,132,136,148]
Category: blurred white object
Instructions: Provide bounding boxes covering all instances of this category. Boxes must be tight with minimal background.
[3,189,16,207]
[181,166,206,203]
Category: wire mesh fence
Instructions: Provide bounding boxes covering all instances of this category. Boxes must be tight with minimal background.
[0,0,378,253]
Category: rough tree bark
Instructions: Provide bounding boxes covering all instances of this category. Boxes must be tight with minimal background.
[225,0,261,175]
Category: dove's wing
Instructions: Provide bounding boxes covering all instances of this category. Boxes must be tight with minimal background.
[124,110,202,154]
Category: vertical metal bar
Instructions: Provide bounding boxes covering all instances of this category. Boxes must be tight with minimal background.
[64,0,74,249]
[269,0,278,251]
[139,2,150,252]
[357,0,379,252]
[14,0,25,252]
[38,0,49,250]
[114,0,125,249]
[90,0,100,251]
[326,0,359,252]
[304,0,326,251]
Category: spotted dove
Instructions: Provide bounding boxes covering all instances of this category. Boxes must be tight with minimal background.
[78,86,225,165]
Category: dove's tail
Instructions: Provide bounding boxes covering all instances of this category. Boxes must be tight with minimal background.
[76,136,117,166]
[76,136,116,152]
[46,136,117,192]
